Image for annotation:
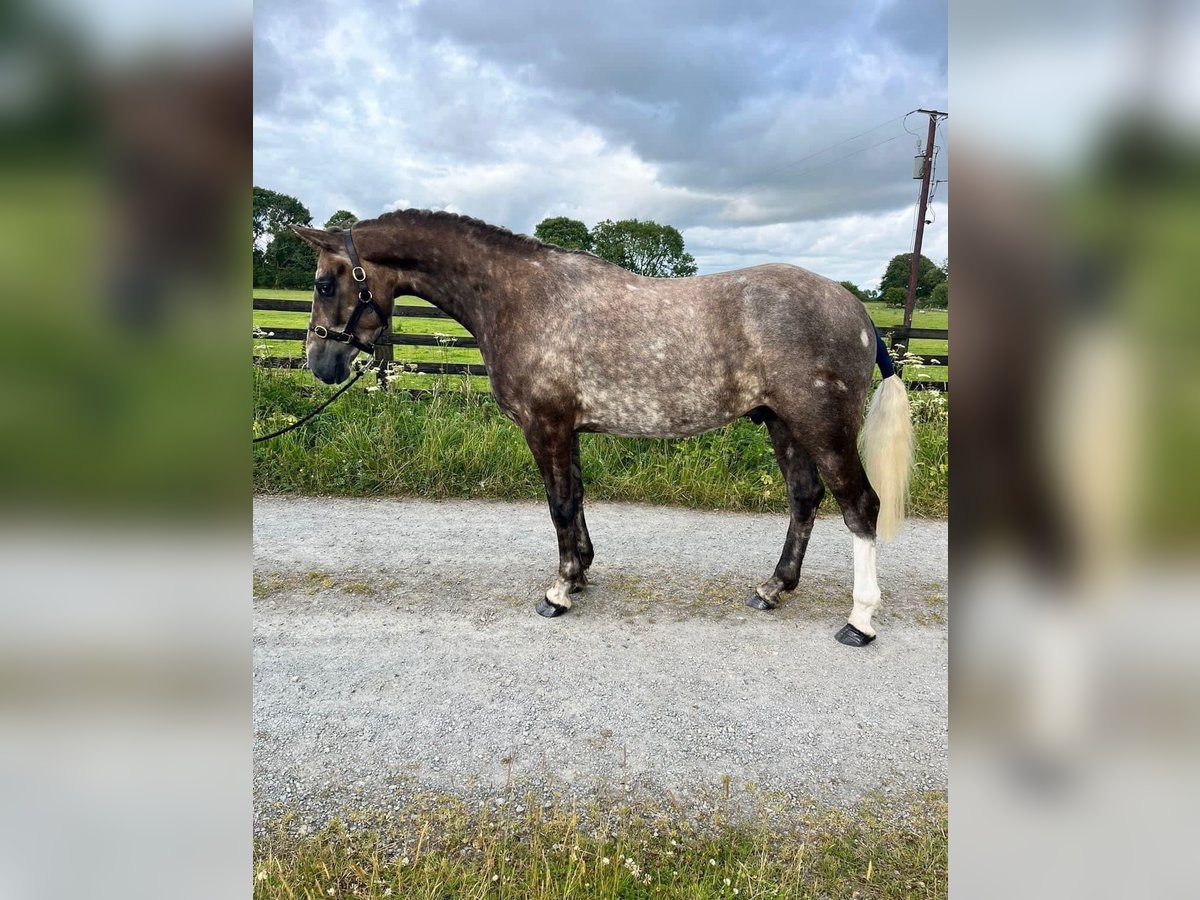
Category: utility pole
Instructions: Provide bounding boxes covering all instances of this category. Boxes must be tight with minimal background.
[902,109,947,332]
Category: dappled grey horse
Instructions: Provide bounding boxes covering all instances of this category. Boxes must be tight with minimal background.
[293,211,913,645]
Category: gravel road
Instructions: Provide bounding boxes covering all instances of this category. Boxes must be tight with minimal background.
[253,496,947,828]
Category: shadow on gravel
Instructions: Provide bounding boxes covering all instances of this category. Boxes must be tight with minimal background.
[254,568,948,628]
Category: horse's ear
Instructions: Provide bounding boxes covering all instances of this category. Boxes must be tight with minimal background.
[290,224,343,254]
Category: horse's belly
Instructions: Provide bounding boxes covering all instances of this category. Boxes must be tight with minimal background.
[577,375,761,438]
[584,408,733,438]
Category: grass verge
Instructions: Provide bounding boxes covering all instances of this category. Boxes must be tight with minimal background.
[254,791,947,899]
[253,370,948,517]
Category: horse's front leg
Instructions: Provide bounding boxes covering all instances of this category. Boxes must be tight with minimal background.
[525,421,586,618]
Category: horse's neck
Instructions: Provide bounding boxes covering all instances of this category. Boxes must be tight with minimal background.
[405,267,482,335]
[364,225,502,336]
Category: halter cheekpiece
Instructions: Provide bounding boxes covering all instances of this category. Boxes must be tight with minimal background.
[307,227,390,354]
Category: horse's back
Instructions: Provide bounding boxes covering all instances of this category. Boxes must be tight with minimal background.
[641,262,877,389]
[551,259,874,438]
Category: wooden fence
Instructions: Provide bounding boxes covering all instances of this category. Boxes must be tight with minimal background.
[253,297,948,391]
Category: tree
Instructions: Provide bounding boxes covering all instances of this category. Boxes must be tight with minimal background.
[260,229,317,290]
[883,286,908,308]
[877,253,945,304]
[839,280,870,303]
[919,260,946,298]
[928,280,948,309]
[253,187,315,288]
[324,209,358,230]
[253,186,311,248]
[534,216,591,251]
[589,218,698,277]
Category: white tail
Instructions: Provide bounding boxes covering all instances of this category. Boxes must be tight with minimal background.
[858,374,915,541]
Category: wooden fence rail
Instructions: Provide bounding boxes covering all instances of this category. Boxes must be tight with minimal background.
[257,327,480,349]
[253,298,948,391]
[254,297,454,318]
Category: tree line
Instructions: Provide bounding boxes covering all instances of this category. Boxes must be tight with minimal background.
[252,187,699,288]
[841,253,948,310]
[253,186,946,307]
[532,216,697,277]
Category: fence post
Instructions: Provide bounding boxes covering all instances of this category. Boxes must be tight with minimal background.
[374,329,393,390]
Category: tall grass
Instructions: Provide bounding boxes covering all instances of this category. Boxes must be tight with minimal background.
[253,369,948,518]
[254,791,947,899]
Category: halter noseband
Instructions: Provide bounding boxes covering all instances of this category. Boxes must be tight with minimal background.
[307,228,389,354]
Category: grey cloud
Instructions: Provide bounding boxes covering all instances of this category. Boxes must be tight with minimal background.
[874,0,948,70]
[407,0,877,154]
[252,31,286,113]
[405,0,944,224]
[252,0,946,284]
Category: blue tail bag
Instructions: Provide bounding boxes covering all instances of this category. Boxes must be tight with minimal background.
[874,326,896,379]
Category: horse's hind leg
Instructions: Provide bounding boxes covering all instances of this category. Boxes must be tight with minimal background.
[570,434,594,577]
[804,413,884,646]
[524,420,586,618]
[747,417,825,610]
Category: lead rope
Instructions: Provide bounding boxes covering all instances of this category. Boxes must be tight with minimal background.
[252,366,367,443]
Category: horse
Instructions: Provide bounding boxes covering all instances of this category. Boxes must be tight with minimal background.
[291,210,914,646]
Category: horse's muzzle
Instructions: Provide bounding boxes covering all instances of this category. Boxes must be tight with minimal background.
[307,346,351,385]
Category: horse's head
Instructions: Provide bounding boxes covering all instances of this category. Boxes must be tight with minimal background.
[291,225,394,384]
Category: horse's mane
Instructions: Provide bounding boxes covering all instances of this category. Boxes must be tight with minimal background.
[366,208,597,259]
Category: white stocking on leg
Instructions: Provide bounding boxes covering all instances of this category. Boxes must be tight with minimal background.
[848,535,881,636]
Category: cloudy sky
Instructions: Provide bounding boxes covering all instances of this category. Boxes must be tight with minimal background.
[254,0,946,290]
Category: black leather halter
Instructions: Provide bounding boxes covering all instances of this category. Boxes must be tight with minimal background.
[307,228,390,354]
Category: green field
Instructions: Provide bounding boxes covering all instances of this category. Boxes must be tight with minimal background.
[860,301,947,331]
[254,289,478,363]
[860,302,948,382]
[253,292,948,384]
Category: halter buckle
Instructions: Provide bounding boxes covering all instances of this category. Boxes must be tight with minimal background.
[313,325,329,338]
[351,266,367,283]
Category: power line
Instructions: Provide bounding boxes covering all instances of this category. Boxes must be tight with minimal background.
[718,132,909,206]
[902,109,924,140]
[705,110,917,206]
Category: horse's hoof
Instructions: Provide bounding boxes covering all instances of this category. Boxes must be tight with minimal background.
[835,623,876,646]
[537,597,568,618]
[745,592,777,611]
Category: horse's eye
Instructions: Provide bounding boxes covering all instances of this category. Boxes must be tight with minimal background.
[315,281,335,298]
